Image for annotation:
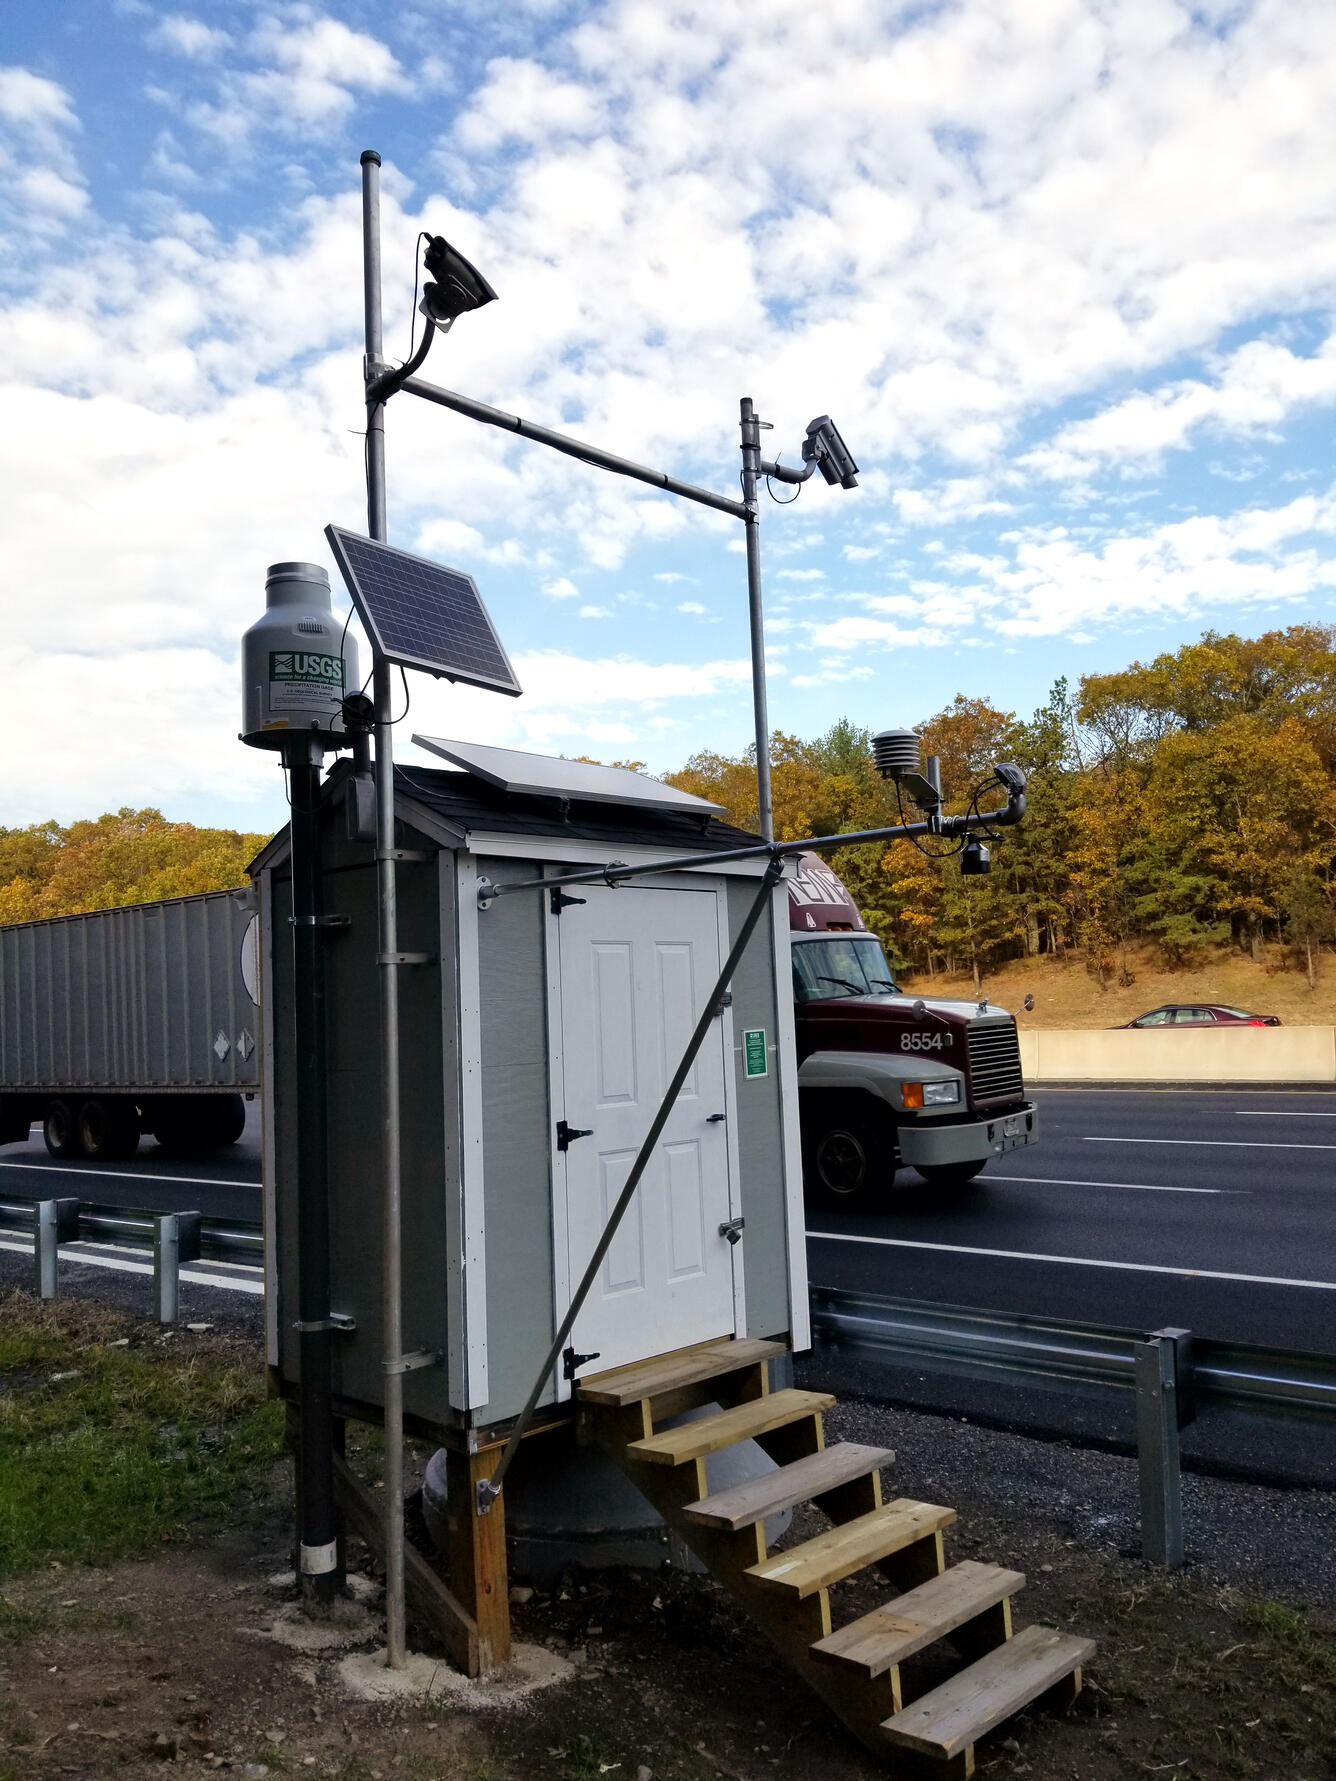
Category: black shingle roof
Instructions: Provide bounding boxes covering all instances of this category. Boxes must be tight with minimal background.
[394,764,760,854]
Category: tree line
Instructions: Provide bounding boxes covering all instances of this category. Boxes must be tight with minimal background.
[666,625,1336,993]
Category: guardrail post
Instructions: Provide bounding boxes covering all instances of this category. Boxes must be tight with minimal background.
[153,1212,202,1325]
[34,1199,80,1300]
[1135,1331,1185,1567]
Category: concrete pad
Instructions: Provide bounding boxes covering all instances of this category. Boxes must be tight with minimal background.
[336,1641,574,1708]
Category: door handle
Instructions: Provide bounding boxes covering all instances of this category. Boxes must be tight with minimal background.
[706,1113,727,1123]
[557,1120,594,1151]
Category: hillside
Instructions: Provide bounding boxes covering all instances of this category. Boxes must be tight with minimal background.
[908,943,1336,1028]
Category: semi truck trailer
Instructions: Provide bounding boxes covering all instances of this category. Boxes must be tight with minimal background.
[0,890,259,1160]
[789,853,1037,1205]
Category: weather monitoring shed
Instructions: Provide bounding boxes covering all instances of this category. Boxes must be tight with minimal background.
[250,741,808,1441]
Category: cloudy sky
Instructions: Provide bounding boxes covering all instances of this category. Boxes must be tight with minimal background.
[5,0,1336,833]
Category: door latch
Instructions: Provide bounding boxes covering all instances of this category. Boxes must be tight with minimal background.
[557,1119,594,1151]
[563,1346,601,1379]
[706,1113,727,1123]
[718,1217,746,1245]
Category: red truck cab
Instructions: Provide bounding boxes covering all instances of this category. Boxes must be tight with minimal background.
[788,853,1038,1206]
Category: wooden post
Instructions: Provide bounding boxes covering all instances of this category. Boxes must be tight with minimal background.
[445,1446,512,1671]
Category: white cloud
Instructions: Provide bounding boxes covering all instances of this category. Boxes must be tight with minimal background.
[1025,332,1336,482]
[149,15,232,59]
[0,66,86,236]
[578,603,612,617]
[543,575,580,598]
[676,600,706,613]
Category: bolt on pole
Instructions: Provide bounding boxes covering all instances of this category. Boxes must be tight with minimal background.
[361,146,408,1671]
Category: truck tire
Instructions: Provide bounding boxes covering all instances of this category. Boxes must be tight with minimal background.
[77,1097,141,1162]
[43,1099,85,1160]
[805,1107,897,1209]
[913,1159,987,1189]
[149,1094,246,1154]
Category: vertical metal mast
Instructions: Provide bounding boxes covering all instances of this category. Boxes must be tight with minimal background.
[739,397,773,841]
[360,147,408,1670]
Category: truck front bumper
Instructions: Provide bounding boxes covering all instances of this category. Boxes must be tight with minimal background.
[897,1102,1039,1168]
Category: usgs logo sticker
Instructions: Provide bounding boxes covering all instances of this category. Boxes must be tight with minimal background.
[269,650,345,715]
[270,651,345,684]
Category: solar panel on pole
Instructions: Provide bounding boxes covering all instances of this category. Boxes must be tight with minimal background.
[324,525,522,697]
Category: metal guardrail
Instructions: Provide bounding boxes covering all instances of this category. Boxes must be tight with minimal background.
[809,1285,1336,1421]
[810,1284,1336,1567]
[0,1198,262,1324]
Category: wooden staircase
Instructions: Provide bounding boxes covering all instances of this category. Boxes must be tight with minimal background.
[578,1338,1094,1779]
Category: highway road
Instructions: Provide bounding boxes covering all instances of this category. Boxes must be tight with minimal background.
[0,1086,1332,1357]
[806,1086,1336,1356]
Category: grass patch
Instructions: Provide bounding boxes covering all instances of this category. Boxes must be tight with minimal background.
[0,1289,283,1579]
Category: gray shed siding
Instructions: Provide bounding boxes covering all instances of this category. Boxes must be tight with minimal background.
[0,892,259,1094]
[271,818,458,1431]
[725,881,791,1341]
[472,856,555,1425]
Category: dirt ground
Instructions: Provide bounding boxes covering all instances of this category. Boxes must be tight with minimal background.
[2,1310,1334,1781]
[907,944,1336,1029]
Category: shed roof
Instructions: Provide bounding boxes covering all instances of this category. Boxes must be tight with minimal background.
[246,759,759,876]
[394,763,759,852]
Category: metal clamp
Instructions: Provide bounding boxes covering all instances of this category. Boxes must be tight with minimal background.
[383,1349,441,1376]
[378,848,431,862]
[293,1312,357,1334]
[718,1217,746,1246]
[290,913,352,928]
[378,951,434,965]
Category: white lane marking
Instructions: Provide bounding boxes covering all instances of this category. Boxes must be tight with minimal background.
[0,1237,263,1295]
[805,1230,1336,1290]
[1084,1136,1336,1151]
[1235,1110,1336,1117]
[990,1174,1233,1195]
[0,1160,253,1189]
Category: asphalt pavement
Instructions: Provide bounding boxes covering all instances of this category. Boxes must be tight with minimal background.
[807,1086,1336,1353]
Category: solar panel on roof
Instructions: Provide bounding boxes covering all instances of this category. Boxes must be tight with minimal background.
[324,526,522,696]
[411,736,727,815]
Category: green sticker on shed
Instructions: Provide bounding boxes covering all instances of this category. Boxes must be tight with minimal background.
[743,1028,768,1078]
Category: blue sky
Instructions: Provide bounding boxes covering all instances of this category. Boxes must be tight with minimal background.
[5,0,1336,833]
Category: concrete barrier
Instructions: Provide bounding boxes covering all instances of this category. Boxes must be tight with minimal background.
[1019,1025,1336,1084]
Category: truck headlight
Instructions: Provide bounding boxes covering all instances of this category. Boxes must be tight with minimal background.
[920,1079,961,1106]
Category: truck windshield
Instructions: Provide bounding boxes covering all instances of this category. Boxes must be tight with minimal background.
[792,937,899,1002]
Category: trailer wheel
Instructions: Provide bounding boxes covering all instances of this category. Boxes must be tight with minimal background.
[150,1094,245,1153]
[805,1109,896,1209]
[43,1099,85,1160]
[913,1159,987,1189]
[77,1098,141,1162]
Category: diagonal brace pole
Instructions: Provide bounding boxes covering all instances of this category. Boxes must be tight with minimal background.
[476,856,787,1513]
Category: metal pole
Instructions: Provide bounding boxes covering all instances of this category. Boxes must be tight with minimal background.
[287,739,339,1608]
[361,147,407,1669]
[1135,1333,1184,1567]
[739,398,773,842]
[35,1200,60,1299]
[153,1214,180,1325]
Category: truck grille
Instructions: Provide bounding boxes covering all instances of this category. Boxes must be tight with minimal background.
[966,1020,1023,1106]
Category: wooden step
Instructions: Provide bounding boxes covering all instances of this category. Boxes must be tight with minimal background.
[882,1622,1095,1764]
[683,1441,894,1532]
[812,1560,1025,1678]
[577,1338,787,1409]
[624,1388,834,1468]
[745,1499,956,1599]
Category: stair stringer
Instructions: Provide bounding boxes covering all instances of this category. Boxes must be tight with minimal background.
[589,1399,902,1759]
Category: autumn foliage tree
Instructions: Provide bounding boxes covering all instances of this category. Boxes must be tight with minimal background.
[666,623,1336,994]
[0,809,269,924]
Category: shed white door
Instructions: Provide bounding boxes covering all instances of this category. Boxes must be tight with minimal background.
[556,883,737,1376]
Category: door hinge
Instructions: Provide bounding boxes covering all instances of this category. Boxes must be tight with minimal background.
[557,1119,594,1151]
[563,1346,601,1380]
[718,1216,746,1246]
[550,886,588,914]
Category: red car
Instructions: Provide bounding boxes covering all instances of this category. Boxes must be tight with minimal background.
[1118,1004,1282,1028]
